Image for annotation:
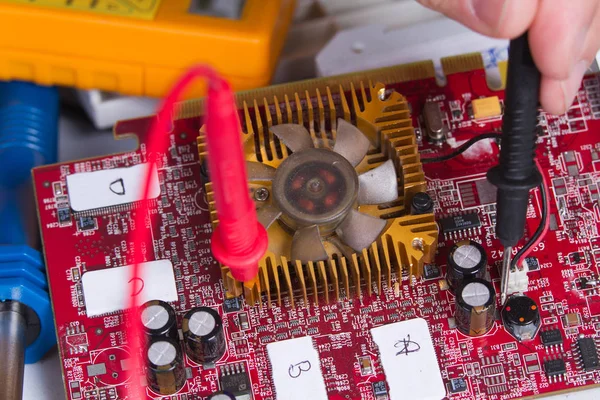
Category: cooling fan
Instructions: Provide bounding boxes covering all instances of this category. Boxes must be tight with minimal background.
[199,82,439,305]
[257,119,397,262]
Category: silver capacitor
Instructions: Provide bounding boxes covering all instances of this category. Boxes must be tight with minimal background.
[140,300,178,340]
[146,337,186,395]
[182,307,226,364]
[455,278,496,336]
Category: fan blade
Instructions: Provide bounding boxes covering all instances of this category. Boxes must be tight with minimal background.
[333,118,370,167]
[336,210,386,252]
[247,161,276,181]
[357,159,398,205]
[257,204,282,229]
[291,225,328,262]
[270,124,314,152]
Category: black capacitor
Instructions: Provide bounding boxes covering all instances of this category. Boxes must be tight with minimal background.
[146,337,186,395]
[182,306,226,364]
[447,240,487,290]
[208,392,236,400]
[455,278,496,336]
[140,300,178,340]
[502,295,541,341]
[411,192,434,215]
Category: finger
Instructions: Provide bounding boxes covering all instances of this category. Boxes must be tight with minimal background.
[417,0,538,38]
[540,60,590,115]
[529,0,599,81]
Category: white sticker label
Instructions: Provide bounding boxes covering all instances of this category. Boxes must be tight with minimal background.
[371,318,446,400]
[66,163,160,212]
[81,260,177,317]
[266,336,328,400]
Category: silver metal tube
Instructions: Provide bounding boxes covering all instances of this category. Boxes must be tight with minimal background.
[0,309,27,400]
[500,247,513,305]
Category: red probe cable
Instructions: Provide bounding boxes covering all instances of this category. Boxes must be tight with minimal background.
[127,66,267,398]
[513,158,551,268]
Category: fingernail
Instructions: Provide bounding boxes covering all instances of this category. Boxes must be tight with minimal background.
[471,0,507,29]
[561,59,590,111]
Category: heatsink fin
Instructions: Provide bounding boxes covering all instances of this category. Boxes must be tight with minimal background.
[199,81,436,305]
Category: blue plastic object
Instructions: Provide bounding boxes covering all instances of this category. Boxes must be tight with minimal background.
[0,81,59,363]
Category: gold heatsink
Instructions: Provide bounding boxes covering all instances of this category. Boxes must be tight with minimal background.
[198,81,438,305]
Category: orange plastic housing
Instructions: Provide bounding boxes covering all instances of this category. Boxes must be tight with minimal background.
[0,1,295,97]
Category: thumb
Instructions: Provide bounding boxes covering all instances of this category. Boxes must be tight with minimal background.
[418,0,539,39]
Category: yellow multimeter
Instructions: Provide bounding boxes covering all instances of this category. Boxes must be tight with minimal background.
[0,0,295,97]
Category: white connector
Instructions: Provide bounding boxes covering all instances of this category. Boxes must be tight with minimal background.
[506,259,530,295]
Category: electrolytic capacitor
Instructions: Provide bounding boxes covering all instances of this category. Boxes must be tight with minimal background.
[146,337,186,395]
[455,278,496,336]
[447,240,488,290]
[140,300,178,340]
[182,306,226,364]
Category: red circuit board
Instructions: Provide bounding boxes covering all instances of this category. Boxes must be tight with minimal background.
[33,60,600,400]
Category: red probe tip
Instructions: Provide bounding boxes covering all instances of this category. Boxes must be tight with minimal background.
[204,76,268,282]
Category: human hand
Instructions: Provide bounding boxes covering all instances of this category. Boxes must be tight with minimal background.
[418,0,600,115]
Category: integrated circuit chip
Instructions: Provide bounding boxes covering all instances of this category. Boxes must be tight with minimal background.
[540,329,563,347]
[219,363,251,399]
[439,213,481,234]
[543,358,566,377]
[577,337,600,371]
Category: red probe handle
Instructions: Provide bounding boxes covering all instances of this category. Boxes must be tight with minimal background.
[205,78,268,282]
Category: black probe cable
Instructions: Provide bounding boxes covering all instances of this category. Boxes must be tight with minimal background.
[511,164,549,269]
[422,131,550,270]
[421,133,501,164]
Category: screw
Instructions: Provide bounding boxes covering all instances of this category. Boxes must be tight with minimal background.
[411,192,434,215]
[254,187,269,202]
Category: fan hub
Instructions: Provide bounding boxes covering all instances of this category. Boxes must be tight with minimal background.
[273,148,358,233]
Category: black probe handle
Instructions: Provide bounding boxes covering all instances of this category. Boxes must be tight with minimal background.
[487,32,542,247]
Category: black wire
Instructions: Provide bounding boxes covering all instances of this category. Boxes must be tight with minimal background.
[510,176,548,269]
[420,131,548,269]
[421,133,502,164]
